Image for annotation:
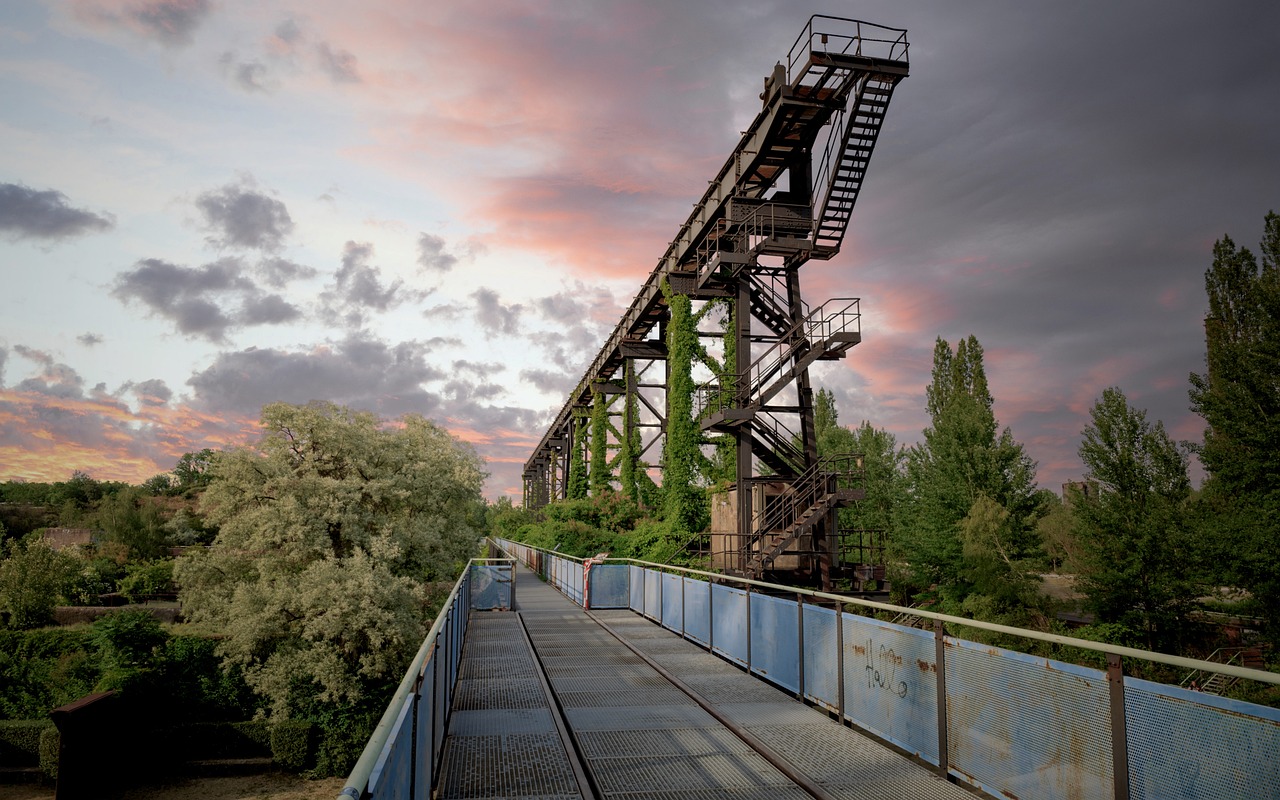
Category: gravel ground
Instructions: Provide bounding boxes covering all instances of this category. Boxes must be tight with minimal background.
[0,774,345,800]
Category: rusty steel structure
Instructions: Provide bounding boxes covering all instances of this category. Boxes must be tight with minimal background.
[522,16,909,588]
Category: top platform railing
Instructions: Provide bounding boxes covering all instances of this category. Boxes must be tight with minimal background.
[786,15,910,83]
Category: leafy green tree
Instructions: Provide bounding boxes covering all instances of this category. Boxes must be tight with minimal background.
[86,487,169,560]
[0,539,79,629]
[1188,211,1280,635]
[895,336,1040,603]
[175,402,485,727]
[1036,496,1079,573]
[172,449,217,492]
[1074,387,1195,650]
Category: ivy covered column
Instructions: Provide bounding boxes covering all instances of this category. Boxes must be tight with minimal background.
[589,389,611,495]
[662,280,699,532]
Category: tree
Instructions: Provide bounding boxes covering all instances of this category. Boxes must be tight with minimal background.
[175,402,485,727]
[1074,387,1195,650]
[895,336,1040,603]
[1188,211,1280,636]
[172,449,217,493]
[0,539,79,629]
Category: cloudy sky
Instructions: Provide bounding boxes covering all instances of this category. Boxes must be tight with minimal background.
[2,1,1277,500]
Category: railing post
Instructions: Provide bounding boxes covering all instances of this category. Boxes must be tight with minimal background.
[796,592,805,700]
[1107,654,1131,800]
[708,579,716,652]
[746,583,753,672]
[933,619,949,779]
[835,600,844,719]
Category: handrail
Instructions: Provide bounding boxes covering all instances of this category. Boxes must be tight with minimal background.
[338,556,514,800]
[493,538,1280,688]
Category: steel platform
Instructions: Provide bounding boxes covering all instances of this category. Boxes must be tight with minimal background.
[436,563,975,800]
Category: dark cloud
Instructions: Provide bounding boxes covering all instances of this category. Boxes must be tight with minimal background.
[239,293,301,325]
[519,367,575,395]
[111,257,301,341]
[186,332,447,417]
[0,182,114,242]
[316,42,360,83]
[77,333,104,347]
[423,303,465,322]
[417,233,458,273]
[321,242,429,328]
[218,52,269,92]
[128,378,173,406]
[472,288,523,337]
[452,360,505,377]
[72,0,212,47]
[255,256,317,288]
[268,19,302,54]
[12,346,85,399]
[195,179,293,251]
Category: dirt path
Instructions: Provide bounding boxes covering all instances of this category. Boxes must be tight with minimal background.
[0,774,345,800]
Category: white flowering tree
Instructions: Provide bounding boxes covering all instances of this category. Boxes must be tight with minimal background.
[175,401,485,722]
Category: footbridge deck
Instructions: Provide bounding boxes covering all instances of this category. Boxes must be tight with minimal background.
[436,561,966,800]
[340,543,1280,800]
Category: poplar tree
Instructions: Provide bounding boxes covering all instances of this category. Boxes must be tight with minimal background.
[896,336,1039,602]
[1188,211,1280,634]
[1074,387,1194,648]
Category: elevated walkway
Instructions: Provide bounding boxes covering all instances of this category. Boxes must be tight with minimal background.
[341,545,1280,800]
[437,562,969,800]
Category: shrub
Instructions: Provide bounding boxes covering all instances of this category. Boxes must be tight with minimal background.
[165,721,272,760]
[270,720,315,771]
[38,726,58,779]
[118,560,174,602]
[0,719,52,766]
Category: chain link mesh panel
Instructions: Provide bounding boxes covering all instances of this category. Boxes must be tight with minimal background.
[841,613,939,765]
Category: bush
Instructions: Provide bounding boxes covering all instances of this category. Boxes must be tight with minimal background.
[0,719,52,766]
[39,726,59,779]
[270,720,315,771]
[118,560,175,602]
[0,629,97,719]
[0,539,79,629]
[164,721,272,760]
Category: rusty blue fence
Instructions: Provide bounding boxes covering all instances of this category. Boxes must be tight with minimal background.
[495,539,1280,800]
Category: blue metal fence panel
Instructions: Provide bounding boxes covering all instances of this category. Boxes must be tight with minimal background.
[643,568,660,620]
[629,565,644,612]
[568,559,583,605]
[468,563,511,610]
[1125,676,1280,799]
[416,657,435,799]
[711,584,749,667]
[368,695,414,800]
[588,564,629,608]
[683,577,711,646]
[750,593,799,692]
[840,613,939,765]
[944,637,1112,799]
[661,572,683,633]
[802,604,839,712]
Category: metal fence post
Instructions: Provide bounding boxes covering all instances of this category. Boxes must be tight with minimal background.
[933,619,949,779]
[835,601,844,719]
[708,579,716,652]
[1107,654,1131,800]
[796,593,805,700]
[746,583,753,672]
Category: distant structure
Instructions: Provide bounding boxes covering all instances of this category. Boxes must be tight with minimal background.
[1062,480,1098,504]
[40,527,99,552]
[522,16,911,590]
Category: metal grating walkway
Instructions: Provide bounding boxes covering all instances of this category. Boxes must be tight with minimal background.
[436,564,975,800]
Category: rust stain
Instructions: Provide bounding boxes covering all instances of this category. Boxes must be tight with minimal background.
[852,644,867,655]
[916,659,937,673]
[1000,791,1020,800]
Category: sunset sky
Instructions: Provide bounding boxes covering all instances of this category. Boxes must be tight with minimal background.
[2,1,1278,500]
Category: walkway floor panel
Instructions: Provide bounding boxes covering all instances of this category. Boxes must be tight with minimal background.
[438,564,977,800]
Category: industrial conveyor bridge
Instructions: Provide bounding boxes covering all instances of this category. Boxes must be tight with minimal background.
[520,16,910,588]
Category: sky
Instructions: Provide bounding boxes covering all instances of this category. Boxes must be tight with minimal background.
[2,1,1278,501]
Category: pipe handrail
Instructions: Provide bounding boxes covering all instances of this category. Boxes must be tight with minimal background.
[494,538,1280,688]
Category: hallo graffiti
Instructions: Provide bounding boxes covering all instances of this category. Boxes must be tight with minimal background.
[865,640,909,698]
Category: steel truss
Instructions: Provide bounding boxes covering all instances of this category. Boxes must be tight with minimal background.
[523,16,909,588]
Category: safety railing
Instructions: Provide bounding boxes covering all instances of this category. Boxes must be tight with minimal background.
[786,15,910,84]
[493,537,1280,800]
[338,557,515,800]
